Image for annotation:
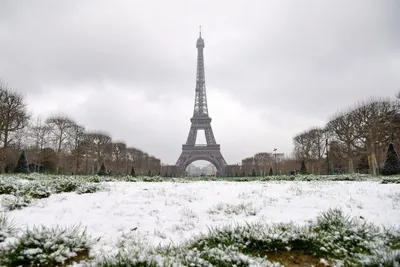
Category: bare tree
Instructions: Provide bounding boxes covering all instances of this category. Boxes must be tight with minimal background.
[46,116,76,174]
[111,142,127,174]
[352,99,393,175]
[241,157,254,176]
[326,111,359,173]
[81,133,95,174]
[0,84,163,175]
[0,83,30,173]
[28,117,51,172]
[69,124,85,174]
[126,147,137,173]
[254,153,272,176]
[293,130,314,172]
[309,127,327,174]
[84,132,111,172]
[134,149,145,174]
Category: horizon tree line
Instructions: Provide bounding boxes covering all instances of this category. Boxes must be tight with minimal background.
[292,94,400,175]
[0,81,161,175]
[239,94,399,176]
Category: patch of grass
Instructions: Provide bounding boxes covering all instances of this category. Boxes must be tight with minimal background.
[0,176,104,211]
[4,208,397,266]
[88,238,280,267]
[0,213,17,243]
[0,179,24,195]
[22,181,52,199]
[186,208,400,266]
[76,183,103,194]
[381,177,400,184]
[0,172,384,184]
[361,249,400,266]
[383,226,400,250]
[191,222,320,258]
[265,250,331,266]
[51,179,80,193]
[0,224,93,267]
[313,208,384,265]
[190,245,280,267]
[1,194,33,211]
[86,176,101,183]
[143,176,164,182]
[207,202,259,216]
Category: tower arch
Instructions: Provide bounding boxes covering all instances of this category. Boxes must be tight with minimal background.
[182,156,223,175]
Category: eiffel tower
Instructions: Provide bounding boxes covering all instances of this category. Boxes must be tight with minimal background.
[176,29,227,176]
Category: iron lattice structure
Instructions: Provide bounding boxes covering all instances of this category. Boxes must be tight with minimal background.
[176,31,227,176]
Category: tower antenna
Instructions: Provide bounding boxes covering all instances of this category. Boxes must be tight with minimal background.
[199,26,201,37]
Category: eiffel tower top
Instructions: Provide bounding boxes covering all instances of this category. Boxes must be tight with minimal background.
[193,27,208,117]
[196,26,204,48]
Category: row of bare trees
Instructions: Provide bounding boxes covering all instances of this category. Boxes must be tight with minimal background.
[240,152,285,176]
[293,95,400,175]
[0,82,161,175]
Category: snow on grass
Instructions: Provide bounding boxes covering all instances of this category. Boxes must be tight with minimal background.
[0,223,92,266]
[0,176,104,211]
[4,179,399,258]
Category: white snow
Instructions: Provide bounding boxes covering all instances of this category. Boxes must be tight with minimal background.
[6,180,400,255]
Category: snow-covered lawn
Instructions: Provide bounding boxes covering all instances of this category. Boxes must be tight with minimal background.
[6,180,400,256]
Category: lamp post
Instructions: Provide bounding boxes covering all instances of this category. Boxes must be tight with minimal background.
[273,148,277,175]
[326,139,330,175]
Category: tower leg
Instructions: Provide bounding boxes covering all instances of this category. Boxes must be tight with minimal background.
[185,125,198,146]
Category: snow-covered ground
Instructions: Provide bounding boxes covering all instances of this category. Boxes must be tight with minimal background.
[6,180,400,255]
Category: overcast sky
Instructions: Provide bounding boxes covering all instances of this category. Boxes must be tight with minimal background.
[0,0,399,166]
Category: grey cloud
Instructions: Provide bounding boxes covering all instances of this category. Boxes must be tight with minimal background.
[1,0,399,164]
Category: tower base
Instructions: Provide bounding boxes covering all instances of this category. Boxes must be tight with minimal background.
[176,145,227,176]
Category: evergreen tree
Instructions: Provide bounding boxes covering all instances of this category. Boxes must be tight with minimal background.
[251,169,256,177]
[300,160,308,175]
[130,167,136,177]
[269,167,273,176]
[14,151,29,174]
[381,143,400,175]
[98,163,107,176]
[148,169,152,176]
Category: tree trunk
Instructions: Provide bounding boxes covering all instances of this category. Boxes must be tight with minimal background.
[1,127,9,173]
[367,155,372,174]
[371,152,377,175]
[56,134,63,174]
[348,157,354,173]
[85,154,89,174]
